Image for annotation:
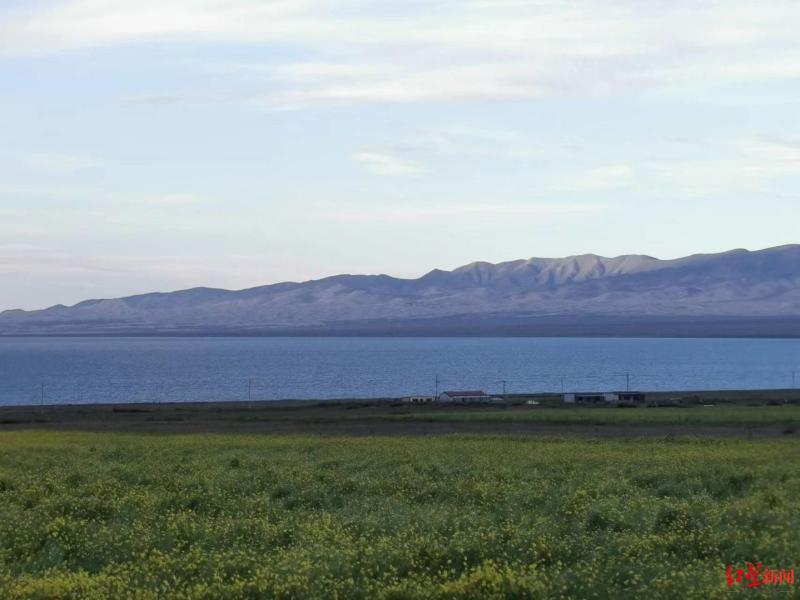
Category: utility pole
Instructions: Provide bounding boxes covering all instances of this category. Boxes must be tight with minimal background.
[560,377,565,394]
[434,375,440,399]
[498,379,508,400]
[248,378,253,408]
[622,372,631,392]
[40,383,45,415]
[793,370,797,390]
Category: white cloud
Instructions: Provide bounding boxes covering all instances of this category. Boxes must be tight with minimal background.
[352,151,420,176]
[139,193,201,207]
[0,184,202,207]
[733,136,800,165]
[0,253,130,276]
[27,153,103,173]
[349,125,577,181]
[317,202,608,223]
[645,136,800,197]
[0,0,315,55]
[351,129,800,199]
[389,125,569,159]
[556,164,634,191]
[1,1,799,107]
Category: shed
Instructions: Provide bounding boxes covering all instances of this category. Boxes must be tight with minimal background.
[563,391,646,406]
[564,392,618,405]
[404,395,436,404]
[614,391,647,405]
[439,390,493,404]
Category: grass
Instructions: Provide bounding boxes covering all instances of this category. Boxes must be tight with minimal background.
[389,405,800,426]
[0,431,799,598]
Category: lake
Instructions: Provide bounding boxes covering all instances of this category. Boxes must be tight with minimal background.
[1,337,799,406]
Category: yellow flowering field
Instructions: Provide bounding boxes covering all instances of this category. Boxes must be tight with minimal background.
[0,432,798,599]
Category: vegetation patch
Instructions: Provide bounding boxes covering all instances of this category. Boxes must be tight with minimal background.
[0,432,797,598]
[389,405,800,426]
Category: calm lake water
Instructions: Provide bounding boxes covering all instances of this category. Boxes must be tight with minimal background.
[0,337,799,406]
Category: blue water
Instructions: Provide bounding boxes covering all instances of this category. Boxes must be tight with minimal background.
[0,337,799,406]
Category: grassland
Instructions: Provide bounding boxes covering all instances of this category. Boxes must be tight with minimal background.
[390,405,800,427]
[1,431,799,598]
[3,399,800,438]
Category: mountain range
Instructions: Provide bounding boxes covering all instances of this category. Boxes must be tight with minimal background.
[2,245,799,337]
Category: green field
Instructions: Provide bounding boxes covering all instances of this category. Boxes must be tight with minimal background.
[390,405,800,427]
[1,432,798,599]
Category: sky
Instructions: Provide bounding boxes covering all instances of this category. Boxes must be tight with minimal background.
[1,0,799,311]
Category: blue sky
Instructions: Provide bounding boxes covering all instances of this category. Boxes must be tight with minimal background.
[1,0,799,310]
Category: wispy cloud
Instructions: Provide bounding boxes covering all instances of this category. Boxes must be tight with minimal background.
[0,0,314,56]
[0,184,203,208]
[317,202,608,223]
[0,253,130,276]
[733,135,800,165]
[556,164,634,191]
[350,125,577,180]
[645,135,800,197]
[351,127,800,198]
[2,1,799,107]
[26,153,103,173]
[139,193,201,207]
[377,125,569,159]
[352,151,421,176]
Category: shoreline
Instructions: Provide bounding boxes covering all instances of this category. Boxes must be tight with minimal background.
[2,388,799,438]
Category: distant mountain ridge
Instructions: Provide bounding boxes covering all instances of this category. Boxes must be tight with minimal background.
[2,245,800,336]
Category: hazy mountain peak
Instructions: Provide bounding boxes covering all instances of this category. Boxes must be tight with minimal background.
[1,245,798,335]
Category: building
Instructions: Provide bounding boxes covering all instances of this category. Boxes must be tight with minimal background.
[563,392,646,406]
[438,390,494,404]
[403,395,436,404]
[563,393,617,405]
[614,391,646,405]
